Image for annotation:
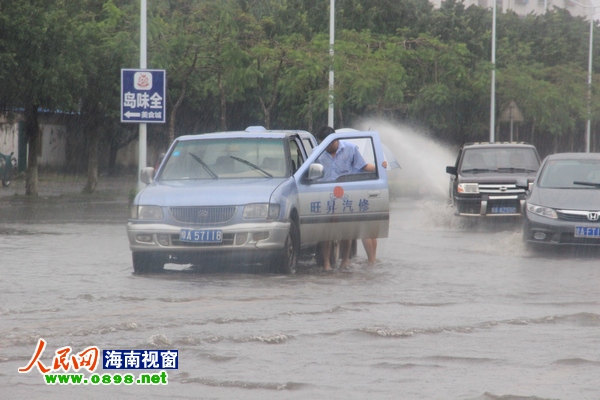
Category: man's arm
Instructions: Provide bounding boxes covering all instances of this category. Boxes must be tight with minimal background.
[361,160,387,172]
[362,163,376,172]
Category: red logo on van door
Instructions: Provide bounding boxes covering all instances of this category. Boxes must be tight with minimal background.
[333,186,344,198]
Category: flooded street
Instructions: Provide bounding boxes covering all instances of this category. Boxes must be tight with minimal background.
[2,192,600,400]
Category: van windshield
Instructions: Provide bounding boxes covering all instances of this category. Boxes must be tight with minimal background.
[160,138,288,180]
[460,148,539,173]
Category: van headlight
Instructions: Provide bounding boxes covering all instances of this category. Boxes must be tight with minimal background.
[133,205,164,220]
[243,203,280,220]
[526,203,557,219]
[457,183,479,194]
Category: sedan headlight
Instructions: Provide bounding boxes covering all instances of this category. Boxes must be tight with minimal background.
[526,203,557,219]
[243,203,280,220]
[134,205,164,220]
[457,183,479,194]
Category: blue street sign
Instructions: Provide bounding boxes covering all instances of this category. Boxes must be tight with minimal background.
[121,69,166,123]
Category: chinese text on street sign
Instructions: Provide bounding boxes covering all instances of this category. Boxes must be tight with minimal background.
[121,69,166,123]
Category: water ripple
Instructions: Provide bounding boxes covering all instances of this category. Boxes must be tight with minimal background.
[1,307,60,315]
[361,324,479,338]
[232,333,289,344]
[282,306,345,316]
[373,362,445,370]
[181,377,305,391]
[204,354,237,362]
[552,312,600,327]
[146,334,172,347]
[157,297,204,303]
[175,336,203,346]
[70,322,140,337]
[553,358,600,366]
[480,392,559,400]
[348,301,455,307]
[426,355,498,364]
[210,317,263,324]
[360,312,600,339]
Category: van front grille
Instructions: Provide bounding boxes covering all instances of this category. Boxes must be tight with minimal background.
[169,207,236,224]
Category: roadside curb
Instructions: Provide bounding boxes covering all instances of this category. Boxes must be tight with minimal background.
[0,174,138,203]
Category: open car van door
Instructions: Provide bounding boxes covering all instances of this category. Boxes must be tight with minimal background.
[294,131,389,244]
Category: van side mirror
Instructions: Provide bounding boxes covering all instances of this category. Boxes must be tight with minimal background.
[515,177,529,189]
[307,163,324,181]
[515,177,534,196]
[140,167,155,184]
[446,166,457,175]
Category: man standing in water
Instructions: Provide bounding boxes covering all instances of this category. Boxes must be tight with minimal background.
[315,126,384,270]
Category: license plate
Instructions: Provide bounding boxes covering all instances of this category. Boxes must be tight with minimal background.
[179,229,222,243]
[574,226,600,238]
[491,206,517,214]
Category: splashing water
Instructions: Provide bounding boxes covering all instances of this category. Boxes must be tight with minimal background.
[353,119,457,199]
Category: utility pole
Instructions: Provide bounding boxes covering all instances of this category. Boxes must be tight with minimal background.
[328,0,335,128]
[138,0,147,190]
[490,0,496,143]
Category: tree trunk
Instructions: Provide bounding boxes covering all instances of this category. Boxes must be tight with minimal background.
[307,94,313,133]
[24,104,39,196]
[262,58,284,130]
[569,130,574,152]
[108,140,118,176]
[219,74,227,131]
[83,125,99,194]
[168,84,185,144]
[263,107,271,130]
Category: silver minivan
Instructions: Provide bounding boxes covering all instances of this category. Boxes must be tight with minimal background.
[127,127,389,274]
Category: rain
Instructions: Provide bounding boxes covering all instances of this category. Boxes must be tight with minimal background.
[2,1,600,399]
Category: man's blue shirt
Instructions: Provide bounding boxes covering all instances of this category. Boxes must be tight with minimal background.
[318,140,368,181]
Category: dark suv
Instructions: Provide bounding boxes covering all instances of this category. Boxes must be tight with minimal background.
[446,142,541,217]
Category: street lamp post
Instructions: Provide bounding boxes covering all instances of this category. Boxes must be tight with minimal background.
[571,0,597,153]
[587,14,593,152]
[138,0,147,190]
[490,0,497,143]
[328,0,335,128]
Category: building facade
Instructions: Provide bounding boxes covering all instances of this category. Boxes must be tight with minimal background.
[0,113,156,174]
[429,0,595,19]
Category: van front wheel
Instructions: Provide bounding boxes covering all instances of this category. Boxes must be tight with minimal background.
[273,221,300,274]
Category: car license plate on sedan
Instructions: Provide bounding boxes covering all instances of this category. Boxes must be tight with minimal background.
[491,206,517,214]
[574,226,600,238]
[180,229,222,243]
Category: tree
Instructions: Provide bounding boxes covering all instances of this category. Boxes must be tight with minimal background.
[152,1,212,144]
[333,31,407,123]
[196,1,260,131]
[0,0,86,195]
[77,0,138,192]
[400,34,486,142]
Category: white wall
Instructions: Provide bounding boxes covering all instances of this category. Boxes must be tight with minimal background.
[116,138,162,169]
[39,124,67,167]
[0,123,19,158]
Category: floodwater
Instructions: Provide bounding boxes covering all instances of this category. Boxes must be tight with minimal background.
[2,122,600,399]
[2,194,600,400]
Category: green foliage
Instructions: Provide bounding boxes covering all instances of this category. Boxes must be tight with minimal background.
[0,0,87,111]
[1,0,600,157]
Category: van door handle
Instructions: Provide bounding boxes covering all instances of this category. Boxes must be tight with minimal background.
[368,191,381,198]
